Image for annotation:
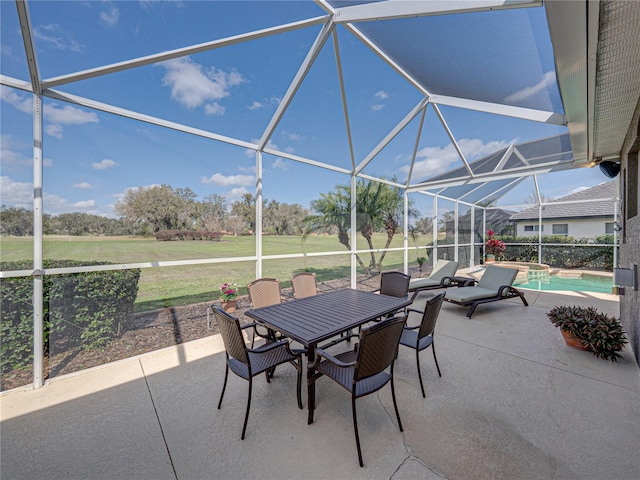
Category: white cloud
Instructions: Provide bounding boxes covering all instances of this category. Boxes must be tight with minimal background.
[33,24,82,52]
[371,104,385,112]
[1,176,100,215]
[44,103,99,125]
[374,90,389,100]
[226,187,249,198]
[93,159,117,170]
[72,182,93,189]
[238,165,256,174]
[204,102,225,116]
[282,131,301,142]
[505,71,556,103]
[401,138,513,180]
[272,158,289,170]
[0,86,32,113]
[248,96,280,111]
[201,173,254,186]
[160,57,245,113]
[73,200,96,208]
[46,124,64,139]
[2,88,99,138]
[100,7,120,27]
[0,176,32,208]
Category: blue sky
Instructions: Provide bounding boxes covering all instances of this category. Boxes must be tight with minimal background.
[1,1,611,219]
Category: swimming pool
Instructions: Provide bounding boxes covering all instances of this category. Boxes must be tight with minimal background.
[514,273,613,294]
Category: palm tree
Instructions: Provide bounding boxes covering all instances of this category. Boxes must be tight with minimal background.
[304,178,418,274]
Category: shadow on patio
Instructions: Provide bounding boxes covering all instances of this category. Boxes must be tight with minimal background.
[1,290,639,480]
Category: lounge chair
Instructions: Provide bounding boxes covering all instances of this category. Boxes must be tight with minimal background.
[443,265,528,318]
[408,260,472,300]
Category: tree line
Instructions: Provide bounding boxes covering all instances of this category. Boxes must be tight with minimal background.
[1,179,434,273]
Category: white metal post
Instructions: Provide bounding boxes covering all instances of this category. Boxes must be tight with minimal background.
[432,195,438,267]
[470,206,475,267]
[351,175,357,289]
[32,93,44,388]
[403,191,409,273]
[255,151,263,279]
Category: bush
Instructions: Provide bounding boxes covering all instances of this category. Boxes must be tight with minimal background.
[1,260,140,374]
[154,230,222,241]
[499,235,615,271]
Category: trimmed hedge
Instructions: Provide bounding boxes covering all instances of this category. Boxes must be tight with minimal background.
[1,260,140,374]
[154,230,222,241]
[497,235,614,271]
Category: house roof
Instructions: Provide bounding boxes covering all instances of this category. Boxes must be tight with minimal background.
[509,181,617,221]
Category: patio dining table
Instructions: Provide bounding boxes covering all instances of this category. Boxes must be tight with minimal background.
[245,288,412,424]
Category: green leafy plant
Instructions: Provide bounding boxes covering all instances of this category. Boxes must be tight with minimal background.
[547,305,628,361]
[219,282,238,301]
[416,256,426,270]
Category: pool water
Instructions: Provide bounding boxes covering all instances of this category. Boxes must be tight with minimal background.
[514,274,613,293]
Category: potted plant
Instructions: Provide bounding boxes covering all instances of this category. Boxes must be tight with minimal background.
[484,229,505,262]
[219,282,239,313]
[547,305,628,361]
[416,256,427,273]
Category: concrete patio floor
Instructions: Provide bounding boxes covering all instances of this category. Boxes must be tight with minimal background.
[1,289,639,480]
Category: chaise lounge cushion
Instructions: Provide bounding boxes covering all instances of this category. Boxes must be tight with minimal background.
[444,286,500,303]
[409,260,459,290]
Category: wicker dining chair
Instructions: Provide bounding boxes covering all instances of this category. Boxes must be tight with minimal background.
[310,315,407,467]
[371,271,412,322]
[213,307,302,440]
[378,271,411,299]
[247,278,286,346]
[291,272,318,299]
[399,292,445,398]
[247,278,283,308]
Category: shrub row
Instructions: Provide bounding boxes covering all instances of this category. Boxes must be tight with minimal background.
[1,260,140,374]
[497,235,615,271]
[154,230,222,241]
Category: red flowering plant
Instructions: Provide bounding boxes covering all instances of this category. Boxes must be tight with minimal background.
[484,230,506,257]
[219,282,238,301]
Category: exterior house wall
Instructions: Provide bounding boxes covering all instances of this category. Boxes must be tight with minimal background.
[515,218,612,238]
[619,97,640,368]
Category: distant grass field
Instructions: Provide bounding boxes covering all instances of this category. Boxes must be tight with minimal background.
[1,234,431,312]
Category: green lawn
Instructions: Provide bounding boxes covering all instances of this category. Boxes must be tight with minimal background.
[1,234,431,312]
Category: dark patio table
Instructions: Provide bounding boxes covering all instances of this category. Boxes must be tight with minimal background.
[245,288,412,424]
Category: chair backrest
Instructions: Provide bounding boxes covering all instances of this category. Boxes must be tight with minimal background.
[247,278,282,308]
[213,307,248,364]
[477,265,517,291]
[418,292,445,340]
[379,271,411,299]
[355,315,406,381]
[428,260,459,281]
[291,272,318,299]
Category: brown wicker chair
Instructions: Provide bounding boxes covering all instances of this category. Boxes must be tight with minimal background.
[310,315,407,467]
[399,292,445,398]
[377,270,411,299]
[213,307,302,440]
[371,271,412,321]
[247,278,286,346]
[247,278,283,308]
[291,272,318,299]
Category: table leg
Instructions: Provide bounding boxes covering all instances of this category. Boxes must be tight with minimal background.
[307,344,316,425]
